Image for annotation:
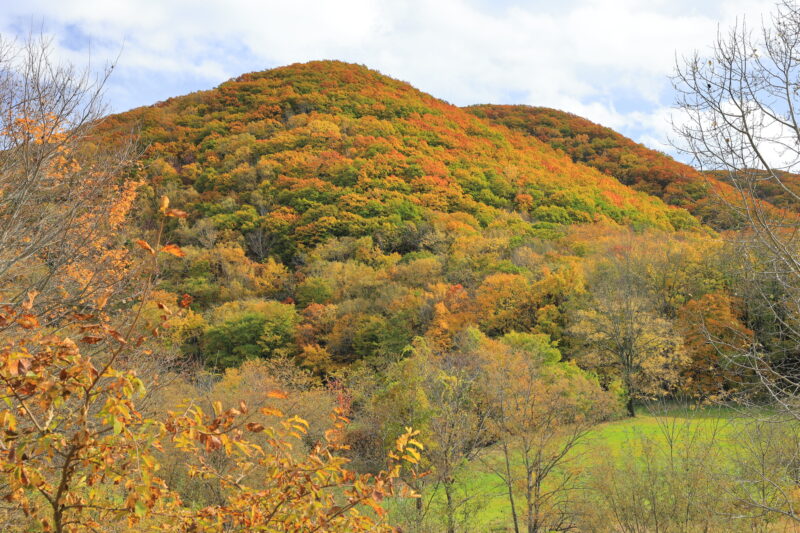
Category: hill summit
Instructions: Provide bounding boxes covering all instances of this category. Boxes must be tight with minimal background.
[104,60,699,263]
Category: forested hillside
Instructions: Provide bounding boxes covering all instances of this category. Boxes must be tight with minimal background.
[103,62,704,247]
[4,49,794,532]
[467,104,748,228]
[91,61,724,375]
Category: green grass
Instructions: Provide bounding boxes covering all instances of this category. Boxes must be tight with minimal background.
[586,403,742,450]
[389,404,746,531]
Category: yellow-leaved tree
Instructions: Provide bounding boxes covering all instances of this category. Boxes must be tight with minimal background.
[570,252,687,416]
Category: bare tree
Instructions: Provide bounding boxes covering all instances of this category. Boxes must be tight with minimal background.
[674,0,800,523]
[0,32,138,326]
[674,0,800,410]
[424,352,490,533]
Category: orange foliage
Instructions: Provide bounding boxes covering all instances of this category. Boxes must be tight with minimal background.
[677,292,753,399]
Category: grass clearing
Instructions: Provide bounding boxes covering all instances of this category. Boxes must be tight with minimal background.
[389,404,747,531]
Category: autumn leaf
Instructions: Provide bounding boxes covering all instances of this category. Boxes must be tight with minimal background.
[17,314,39,329]
[96,292,109,310]
[179,293,193,308]
[204,434,222,452]
[266,390,288,400]
[165,208,188,219]
[22,290,38,311]
[260,407,284,417]
[106,329,128,344]
[7,356,29,376]
[161,244,185,257]
[135,239,155,255]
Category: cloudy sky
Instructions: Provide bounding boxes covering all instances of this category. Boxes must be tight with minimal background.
[0,0,778,157]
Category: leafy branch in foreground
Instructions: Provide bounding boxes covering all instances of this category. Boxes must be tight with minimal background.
[164,399,422,532]
[0,214,421,531]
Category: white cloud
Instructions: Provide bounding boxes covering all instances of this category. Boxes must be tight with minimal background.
[0,0,778,158]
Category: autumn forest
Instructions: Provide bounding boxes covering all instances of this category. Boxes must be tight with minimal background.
[4,2,800,531]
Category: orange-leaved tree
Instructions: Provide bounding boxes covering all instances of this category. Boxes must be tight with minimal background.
[0,297,423,532]
[164,398,422,532]
[0,196,185,532]
[0,35,140,327]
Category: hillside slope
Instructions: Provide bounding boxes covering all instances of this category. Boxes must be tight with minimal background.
[102,61,699,254]
[93,61,715,370]
[466,104,740,228]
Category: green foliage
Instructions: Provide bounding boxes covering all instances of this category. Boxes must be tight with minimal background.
[500,331,561,364]
[295,276,334,305]
[201,300,299,368]
[202,311,268,368]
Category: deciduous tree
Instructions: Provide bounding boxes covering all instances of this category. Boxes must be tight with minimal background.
[571,253,687,416]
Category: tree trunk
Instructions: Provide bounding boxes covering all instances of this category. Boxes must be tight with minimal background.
[626,396,636,417]
[526,469,535,533]
[444,481,455,533]
[415,492,423,527]
[502,441,521,533]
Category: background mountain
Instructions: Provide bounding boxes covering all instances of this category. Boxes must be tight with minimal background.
[467,104,800,229]
[103,60,700,246]
[466,104,742,228]
[94,61,728,372]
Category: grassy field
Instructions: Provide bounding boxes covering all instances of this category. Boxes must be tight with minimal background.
[389,404,747,531]
[584,403,741,451]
